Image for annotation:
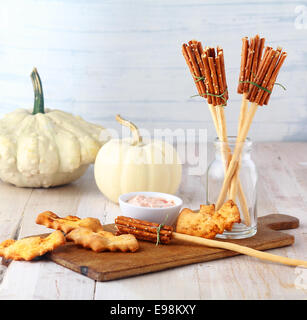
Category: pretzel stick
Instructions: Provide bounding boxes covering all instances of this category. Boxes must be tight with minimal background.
[172,232,307,268]
[202,50,216,105]
[250,35,260,86]
[257,38,266,72]
[117,225,172,244]
[243,37,255,92]
[208,56,221,105]
[115,216,173,234]
[238,37,249,94]
[263,52,287,105]
[217,46,228,100]
[115,216,173,244]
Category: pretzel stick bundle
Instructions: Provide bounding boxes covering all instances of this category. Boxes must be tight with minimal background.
[182,40,250,223]
[215,43,287,211]
[182,42,207,100]
[115,216,173,244]
[203,46,231,167]
[115,216,307,268]
[182,41,228,163]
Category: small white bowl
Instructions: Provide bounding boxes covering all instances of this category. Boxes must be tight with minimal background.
[118,191,183,226]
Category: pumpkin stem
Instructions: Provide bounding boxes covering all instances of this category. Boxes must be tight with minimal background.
[115,114,142,145]
[31,68,45,114]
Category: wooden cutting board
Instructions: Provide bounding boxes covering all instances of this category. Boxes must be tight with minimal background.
[47,214,299,281]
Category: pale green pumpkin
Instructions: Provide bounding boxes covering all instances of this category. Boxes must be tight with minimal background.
[0,68,110,187]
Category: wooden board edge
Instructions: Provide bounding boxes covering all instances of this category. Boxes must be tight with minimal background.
[50,234,295,282]
[96,236,295,281]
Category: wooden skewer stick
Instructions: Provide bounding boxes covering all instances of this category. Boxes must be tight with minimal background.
[172,232,307,268]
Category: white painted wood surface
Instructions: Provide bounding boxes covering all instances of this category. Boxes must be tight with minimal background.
[0,142,306,300]
[0,0,306,141]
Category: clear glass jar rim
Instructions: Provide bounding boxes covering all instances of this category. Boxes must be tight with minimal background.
[213,136,252,147]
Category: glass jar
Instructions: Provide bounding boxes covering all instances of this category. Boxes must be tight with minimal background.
[206,136,257,239]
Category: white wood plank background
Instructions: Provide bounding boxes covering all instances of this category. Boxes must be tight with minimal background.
[0,0,306,141]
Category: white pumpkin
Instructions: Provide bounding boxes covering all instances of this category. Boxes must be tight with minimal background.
[94,115,182,203]
[0,68,110,188]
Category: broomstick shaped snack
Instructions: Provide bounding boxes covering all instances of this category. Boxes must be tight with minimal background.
[116,202,307,269]
[215,40,287,211]
[182,40,250,225]
[228,35,265,224]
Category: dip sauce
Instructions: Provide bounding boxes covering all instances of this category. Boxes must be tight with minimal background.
[127,195,175,208]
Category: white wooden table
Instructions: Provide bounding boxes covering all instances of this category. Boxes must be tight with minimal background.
[0,142,307,300]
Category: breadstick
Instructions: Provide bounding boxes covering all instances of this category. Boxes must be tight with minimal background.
[229,93,251,226]
[215,102,258,210]
[172,232,307,268]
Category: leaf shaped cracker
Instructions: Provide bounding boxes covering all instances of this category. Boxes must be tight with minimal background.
[36,211,104,234]
[0,231,66,261]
